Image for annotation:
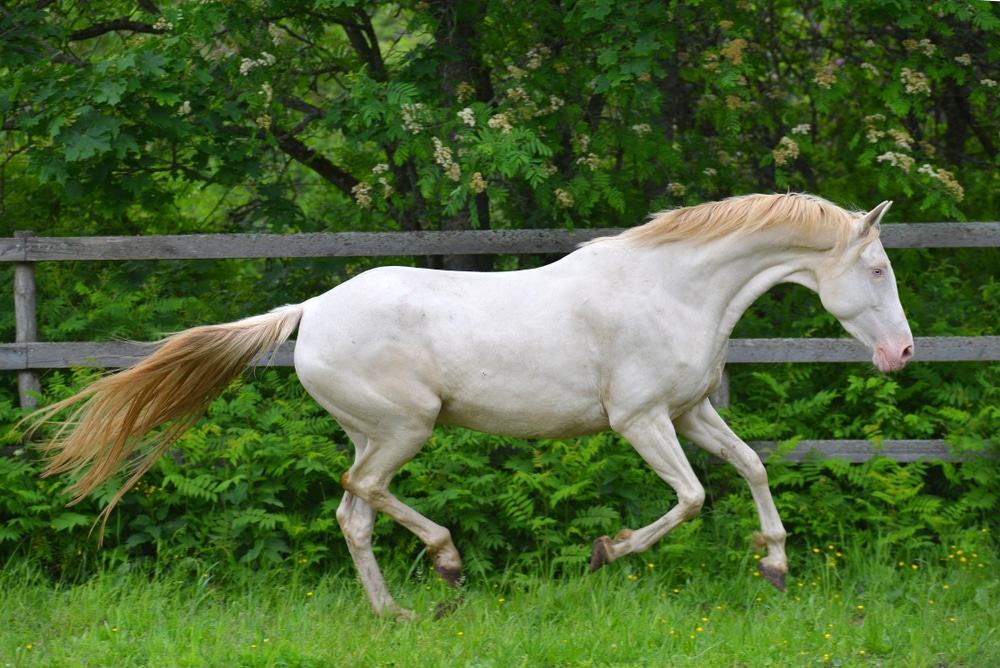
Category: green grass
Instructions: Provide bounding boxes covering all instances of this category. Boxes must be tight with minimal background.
[2,535,998,668]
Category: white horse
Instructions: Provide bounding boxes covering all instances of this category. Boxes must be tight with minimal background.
[26,193,913,619]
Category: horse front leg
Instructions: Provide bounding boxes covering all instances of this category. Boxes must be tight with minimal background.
[591,411,706,571]
[673,398,788,591]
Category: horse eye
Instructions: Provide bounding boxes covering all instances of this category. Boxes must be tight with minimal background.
[872,268,884,277]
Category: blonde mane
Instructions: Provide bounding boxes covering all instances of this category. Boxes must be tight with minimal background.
[602,193,871,250]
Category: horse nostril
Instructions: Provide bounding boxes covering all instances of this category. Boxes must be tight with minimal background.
[901,344,914,363]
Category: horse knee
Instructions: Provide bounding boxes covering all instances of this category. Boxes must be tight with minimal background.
[742,457,769,488]
[678,484,706,520]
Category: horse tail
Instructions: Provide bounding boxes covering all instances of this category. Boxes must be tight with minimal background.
[22,304,304,537]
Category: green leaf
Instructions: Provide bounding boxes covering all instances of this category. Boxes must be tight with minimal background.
[95,78,128,106]
[51,512,91,531]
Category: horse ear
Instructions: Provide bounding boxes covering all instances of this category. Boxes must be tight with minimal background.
[861,200,892,236]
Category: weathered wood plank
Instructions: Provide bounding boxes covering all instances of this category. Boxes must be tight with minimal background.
[685,439,993,463]
[0,238,26,262]
[2,223,998,262]
[744,439,980,463]
[4,229,618,262]
[727,336,1000,363]
[2,336,998,370]
[880,222,1000,248]
[0,341,296,369]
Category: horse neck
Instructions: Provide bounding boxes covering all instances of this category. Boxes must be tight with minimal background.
[630,232,825,342]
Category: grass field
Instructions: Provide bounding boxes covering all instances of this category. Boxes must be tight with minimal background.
[2,534,998,668]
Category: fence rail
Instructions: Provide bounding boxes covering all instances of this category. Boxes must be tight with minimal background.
[2,223,1000,262]
[5,223,999,463]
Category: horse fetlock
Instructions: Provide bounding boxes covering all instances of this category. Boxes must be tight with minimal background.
[752,529,787,553]
[386,604,417,622]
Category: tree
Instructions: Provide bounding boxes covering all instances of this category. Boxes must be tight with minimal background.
[4,0,998,247]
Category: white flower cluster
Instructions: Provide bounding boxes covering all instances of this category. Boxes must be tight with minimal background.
[401,103,425,134]
[457,107,475,127]
[864,114,886,143]
[153,16,173,31]
[240,52,276,76]
[432,137,462,182]
[812,63,837,90]
[888,128,912,150]
[525,44,551,70]
[902,38,935,56]
[352,182,372,208]
[791,123,811,135]
[456,82,476,103]
[373,164,393,198]
[917,164,964,202]
[666,182,686,197]
[772,136,799,166]
[576,153,601,170]
[877,151,915,171]
[631,123,652,137]
[268,23,287,47]
[554,188,574,208]
[488,112,513,134]
[507,65,528,80]
[505,87,563,118]
[470,172,487,194]
[900,68,930,95]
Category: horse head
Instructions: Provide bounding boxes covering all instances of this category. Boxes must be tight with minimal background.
[808,201,914,372]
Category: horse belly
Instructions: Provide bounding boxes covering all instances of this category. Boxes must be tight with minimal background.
[437,385,610,439]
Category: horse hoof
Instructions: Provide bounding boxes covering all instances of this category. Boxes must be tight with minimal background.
[387,605,417,622]
[436,564,464,588]
[434,595,466,620]
[758,562,787,591]
[590,536,612,573]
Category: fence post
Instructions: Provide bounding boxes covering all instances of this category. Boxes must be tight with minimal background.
[14,231,40,410]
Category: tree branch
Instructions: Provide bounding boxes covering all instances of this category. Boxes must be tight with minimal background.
[272,133,359,196]
[339,9,387,79]
[69,18,165,41]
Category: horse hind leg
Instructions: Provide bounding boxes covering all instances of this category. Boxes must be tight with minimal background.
[342,437,464,589]
[339,420,465,620]
[336,431,413,619]
[336,491,412,619]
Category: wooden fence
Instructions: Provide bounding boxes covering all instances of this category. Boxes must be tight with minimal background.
[3,223,1000,463]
